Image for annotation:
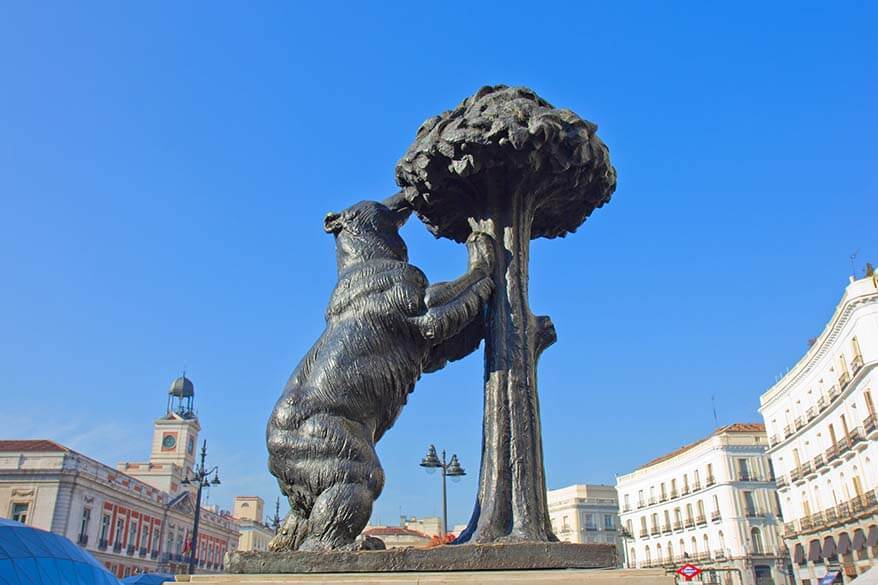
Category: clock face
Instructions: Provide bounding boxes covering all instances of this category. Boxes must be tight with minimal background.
[162,434,177,449]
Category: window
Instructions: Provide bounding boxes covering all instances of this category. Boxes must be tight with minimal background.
[736,458,751,481]
[638,490,644,507]
[584,513,595,530]
[645,545,651,564]
[604,515,614,530]
[666,541,673,562]
[562,515,569,531]
[100,514,111,542]
[865,390,875,416]
[79,508,91,541]
[707,463,714,481]
[660,483,667,500]
[853,476,864,497]
[750,527,764,554]
[674,508,682,524]
[651,513,658,530]
[129,520,138,547]
[152,526,160,551]
[691,536,697,556]
[697,500,705,517]
[829,424,837,445]
[685,503,694,522]
[624,494,630,509]
[663,510,670,527]
[114,518,125,546]
[10,502,29,524]
[141,524,149,549]
[671,479,677,494]
[683,474,689,491]
[742,491,758,517]
[694,470,701,486]
[702,534,709,553]
[640,516,647,532]
[626,519,633,536]
[841,414,850,436]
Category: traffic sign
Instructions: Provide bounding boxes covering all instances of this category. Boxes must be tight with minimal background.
[676,563,703,582]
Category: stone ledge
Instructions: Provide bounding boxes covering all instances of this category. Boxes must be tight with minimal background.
[178,568,673,584]
[226,543,616,574]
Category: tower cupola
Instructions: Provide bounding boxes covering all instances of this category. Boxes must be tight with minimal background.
[168,374,196,418]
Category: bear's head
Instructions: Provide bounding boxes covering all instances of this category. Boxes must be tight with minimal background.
[324,193,412,272]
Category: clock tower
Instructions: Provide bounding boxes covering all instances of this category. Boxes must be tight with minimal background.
[117,375,201,494]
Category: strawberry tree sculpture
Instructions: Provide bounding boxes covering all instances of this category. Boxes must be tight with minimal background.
[396,85,617,544]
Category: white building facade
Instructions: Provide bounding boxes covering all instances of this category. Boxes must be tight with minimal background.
[617,424,789,585]
[759,274,878,584]
[547,484,621,559]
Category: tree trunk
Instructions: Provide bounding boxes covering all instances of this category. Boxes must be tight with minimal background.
[456,187,557,544]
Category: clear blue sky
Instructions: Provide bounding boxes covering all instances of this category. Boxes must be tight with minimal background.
[1,2,875,528]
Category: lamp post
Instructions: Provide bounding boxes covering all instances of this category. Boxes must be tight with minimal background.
[181,440,221,575]
[419,445,465,537]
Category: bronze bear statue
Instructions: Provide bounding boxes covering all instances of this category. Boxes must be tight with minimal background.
[266,193,494,551]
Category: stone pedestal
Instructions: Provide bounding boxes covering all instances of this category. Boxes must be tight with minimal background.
[226,544,616,574]
[176,568,673,584]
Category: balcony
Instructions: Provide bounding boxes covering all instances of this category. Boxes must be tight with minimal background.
[769,434,779,446]
[711,511,721,522]
[661,524,672,534]
[783,522,798,538]
[650,526,660,536]
[659,494,668,503]
[77,534,88,546]
[812,454,824,471]
[98,539,108,550]
[818,395,828,411]
[714,550,726,560]
[139,547,147,557]
[838,370,851,389]
[684,518,695,529]
[637,501,645,510]
[790,467,803,483]
[851,353,864,374]
[706,475,716,487]
[673,521,683,531]
[126,544,135,555]
[695,515,706,526]
[622,505,631,512]
[806,406,818,421]
[829,384,841,400]
[848,426,866,448]
[794,416,805,431]
[776,475,788,489]
[783,424,792,437]
[692,482,702,492]
[639,529,648,538]
[670,489,678,499]
[800,462,813,477]
[586,525,598,532]
[745,509,762,519]
[150,550,158,559]
[648,497,657,506]
[865,414,877,436]
[681,487,690,496]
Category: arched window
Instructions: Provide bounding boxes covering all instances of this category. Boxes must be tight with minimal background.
[667,541,673,562]
[629,547,636,567]
[679,538,686,558]
[691,536,698,556]
[751,527,764,554]
[703,534,710,555]
[719,531,725,552]
[645,545,651,564]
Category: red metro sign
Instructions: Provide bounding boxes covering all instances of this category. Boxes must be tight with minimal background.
[676,563,703,581]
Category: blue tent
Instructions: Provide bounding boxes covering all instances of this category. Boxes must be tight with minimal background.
[0,518,119,585]
[121,574,175,585]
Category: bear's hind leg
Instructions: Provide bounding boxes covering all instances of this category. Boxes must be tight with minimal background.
[268,508,309,552]
[298,482,374,552]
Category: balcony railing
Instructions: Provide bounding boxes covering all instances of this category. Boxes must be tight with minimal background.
[637,501,645,509]
[670,489,678,499]
[829,384,841,400]
[695,514,706,525]
[776,475,788,489]
[794,416,805,431]
[649,497,657,505]
[745,509,762,519]
[684,518,695,528]
[806,406,818,421]
[639,529,648,538]
[650,526,660,536]
[662,524,672,534]
[706,475,716,486]
[113,542,122,553]
[790,467,803,482]
[126,544,135,555]
[848,426,866,446]
[139,547,147,557]
[682,487,690,496]
[838,370,851,389]
[622,505,631,512]
[150,550,159,559]
[865,413,877,435]
[77,534,88,546]
[800,462,813,476]
[783,424,792,437]
[818,395,827,411]
[660,494,668,503]
[98,538,108,550]
[693,482,702,491]
[714,550,726,559]
[711,511,721,521]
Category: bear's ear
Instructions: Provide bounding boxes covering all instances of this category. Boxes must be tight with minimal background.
[324,211,343,234]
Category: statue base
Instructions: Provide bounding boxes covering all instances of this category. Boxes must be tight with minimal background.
[178,568,672,585]
[225,543,616,573]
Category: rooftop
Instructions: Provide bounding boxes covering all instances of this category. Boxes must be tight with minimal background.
[363,526,429,538]
[0,439,68,452]
[635,423,765,471]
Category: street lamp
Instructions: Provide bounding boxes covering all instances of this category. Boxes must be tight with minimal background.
[181,440,221,575]
[419,444,465,537]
